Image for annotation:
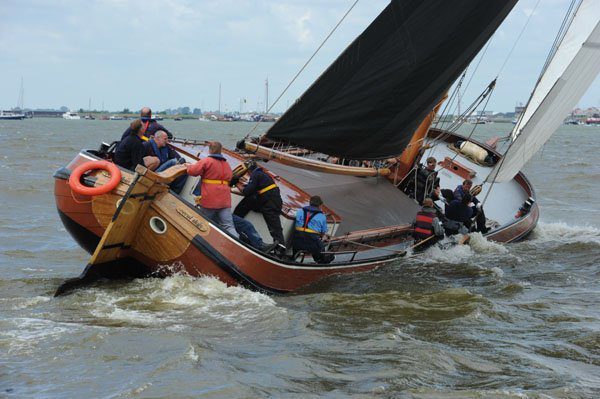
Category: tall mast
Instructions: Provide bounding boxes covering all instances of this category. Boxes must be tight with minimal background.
[265,77,269,114]
[218,82,222,114]
[17,77,24,110]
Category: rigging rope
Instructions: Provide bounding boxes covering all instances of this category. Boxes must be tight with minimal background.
[243,0,361,140]
[496,0,543,78]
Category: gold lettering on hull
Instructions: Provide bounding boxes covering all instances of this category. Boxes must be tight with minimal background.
[176,208,209,233]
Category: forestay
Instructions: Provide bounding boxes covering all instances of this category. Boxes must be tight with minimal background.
[487,0,600,183]
[265,0,517,160]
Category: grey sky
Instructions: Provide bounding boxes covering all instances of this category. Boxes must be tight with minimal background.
[1,0,598,113]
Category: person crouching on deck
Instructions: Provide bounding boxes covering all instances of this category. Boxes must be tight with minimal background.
[185,141,239,238]
[412,198,445,251]
[292,196,334,264]
[233,159,285,247]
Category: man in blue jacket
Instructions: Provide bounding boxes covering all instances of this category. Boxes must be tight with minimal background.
[292,195,334,264]
[453,179,488,233]
[144,130,186,193]
[144,131,181,168]
[444,193,475,235]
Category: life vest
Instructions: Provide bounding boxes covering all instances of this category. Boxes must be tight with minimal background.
[414,211,435,238]
[140,121,151,141]
[254,168,278,195]
[258,183,277,195]
[295,208,321,234]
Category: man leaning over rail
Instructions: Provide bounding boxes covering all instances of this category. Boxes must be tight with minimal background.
[185,141,239,238]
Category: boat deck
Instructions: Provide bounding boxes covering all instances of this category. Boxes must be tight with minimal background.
[422,140,530,227]
[261,160,420,235]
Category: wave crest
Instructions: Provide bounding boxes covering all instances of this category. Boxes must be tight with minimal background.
[531,222,600,245]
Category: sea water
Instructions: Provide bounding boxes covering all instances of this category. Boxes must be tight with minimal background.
[0,119,599,398]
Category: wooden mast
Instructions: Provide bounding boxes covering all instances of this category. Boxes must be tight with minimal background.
[391,95,447,183]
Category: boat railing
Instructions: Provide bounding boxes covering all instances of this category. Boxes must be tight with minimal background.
[294,250,359,264]
[243,141,391,177]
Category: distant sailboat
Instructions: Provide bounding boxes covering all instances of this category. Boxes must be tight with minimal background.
[1,78,27,120]
[0,110,26,120]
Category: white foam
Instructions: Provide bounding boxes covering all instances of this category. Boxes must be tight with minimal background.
[468,232,509,254]
[186,344,200,362]
[531,221,600,245]
[82,274,286,327]
[490,267,504,278]
[10,295,51,310]
[422,242,474,264]
[0,317,73,354]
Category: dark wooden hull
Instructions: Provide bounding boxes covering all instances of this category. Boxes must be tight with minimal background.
[54,159,406,294]
[54,129,538,294]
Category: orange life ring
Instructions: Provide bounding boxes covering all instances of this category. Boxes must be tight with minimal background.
[69,160,122,196]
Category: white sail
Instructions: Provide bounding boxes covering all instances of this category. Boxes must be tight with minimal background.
[487,0,600,183]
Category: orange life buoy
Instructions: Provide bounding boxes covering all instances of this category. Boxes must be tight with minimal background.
[69,160,122,196]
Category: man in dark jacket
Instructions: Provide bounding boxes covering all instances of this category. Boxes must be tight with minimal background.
[120,107,172,140]
[444,193,474,234]
[453,179,488,233]
[418,157,441,201]
[234,160,285,246]
[114,119,160,171]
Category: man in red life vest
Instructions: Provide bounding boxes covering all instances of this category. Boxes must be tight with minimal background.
[413,198,444,250]
[185,142,239,238]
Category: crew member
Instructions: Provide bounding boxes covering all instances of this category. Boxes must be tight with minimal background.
[185,142,238,238]
[453,179,488,233]
[444,192,474,235]
[144,131,182,170]
[415,156,441,204]
[234,160,285,246]
[144,130,187,193]
[412,198,444,250]
[114,119,160,171]
[232,215,278,253]
[292,196,334,264]
[121,107,172,140]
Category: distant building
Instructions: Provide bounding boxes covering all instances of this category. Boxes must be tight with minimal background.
[514,104,525,117]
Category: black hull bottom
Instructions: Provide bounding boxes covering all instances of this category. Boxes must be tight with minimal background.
[55,210,151,296]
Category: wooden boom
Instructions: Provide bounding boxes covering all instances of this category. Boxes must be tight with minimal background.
[244,141,391,177]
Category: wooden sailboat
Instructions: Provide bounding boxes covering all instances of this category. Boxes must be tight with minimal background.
[53,0,599,295]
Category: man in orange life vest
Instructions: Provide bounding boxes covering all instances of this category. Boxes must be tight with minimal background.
[292,196,334,264]
[185,142,239,238]
[413,198,445,250]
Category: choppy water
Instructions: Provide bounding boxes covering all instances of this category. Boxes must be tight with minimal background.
[1,118,599,398]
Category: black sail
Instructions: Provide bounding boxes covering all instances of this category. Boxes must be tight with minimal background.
[265,0,518,159]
